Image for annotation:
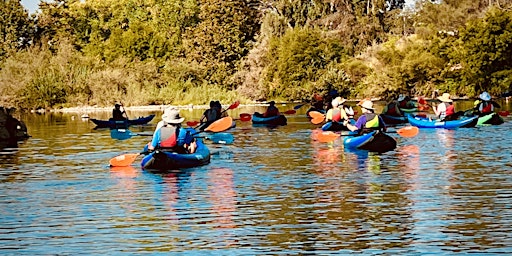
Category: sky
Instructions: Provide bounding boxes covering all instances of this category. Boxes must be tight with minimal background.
[21,0,40,14]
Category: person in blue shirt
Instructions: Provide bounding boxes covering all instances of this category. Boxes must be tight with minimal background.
[148,108,196,154]
[345,100,387,134]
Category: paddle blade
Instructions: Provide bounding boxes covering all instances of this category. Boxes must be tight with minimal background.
[187,121,200,127]
[205,132,234,144]
[228,101,240,110]
[109,153,140,167]
[204,116,233,132]
[283,109,296,114]
[418,97,427,105]
[498,110,509,117]
[308,111,325,119]
[311,117,325,125]
[294,104,306,110]
[239,113,252,121]
[396,126,419,138]
[313,130,340,143]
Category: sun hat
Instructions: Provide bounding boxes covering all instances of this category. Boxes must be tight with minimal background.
[162,107,185,124]
[398,94,406,101]
[437,93,453,103]
[479,92,491,101]
[331,97,346,107]
[360,100,374,110]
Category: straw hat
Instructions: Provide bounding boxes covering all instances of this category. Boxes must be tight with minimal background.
[360,100,374,110]
[437,93,453,103]
[161,107,185,124]
[479,92,491,101]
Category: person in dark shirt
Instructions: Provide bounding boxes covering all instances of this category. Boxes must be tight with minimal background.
[112,103,127,121]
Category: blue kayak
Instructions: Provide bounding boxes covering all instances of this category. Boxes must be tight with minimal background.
[91,114,155,129]
[343,131,397,153]
[407,115,478,129]
[252,113,287,126]
[141,138,210,171]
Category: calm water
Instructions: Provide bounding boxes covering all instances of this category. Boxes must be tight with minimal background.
[1,101,512,255]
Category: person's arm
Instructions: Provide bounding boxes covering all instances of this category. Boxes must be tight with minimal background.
[325,109,333,121]
[345,116,364,132]
[379,116,387,132]
[340,108,349,120]
[148,128,161,150]
[434,103,444,117]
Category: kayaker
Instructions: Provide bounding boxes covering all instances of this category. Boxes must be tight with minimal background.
[112,103,127,121]
[382,95,403,117]
[434,93,461,121]
[216,101,229,118]
[263,101,280,117]
[200,101,220,125]
[397,94,416,109]
[345,100,387,134]
[325,97,349,123]
[473,91,500,116]
[149,108,197,154]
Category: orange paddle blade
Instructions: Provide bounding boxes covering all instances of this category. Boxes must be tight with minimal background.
[109,153,140,167]
[313,131,340,143]
[204,116,233,132]
[498,110,509,117]
[311,117,324,125]
[239,113,252,121]
[283,109,296,114]
[308,111,325,119]
[396,126,419,138]
[418,97,427,105]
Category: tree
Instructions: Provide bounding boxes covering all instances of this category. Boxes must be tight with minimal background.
[0,0,31,62]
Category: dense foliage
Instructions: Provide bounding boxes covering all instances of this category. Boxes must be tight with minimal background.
[0,0,511,110]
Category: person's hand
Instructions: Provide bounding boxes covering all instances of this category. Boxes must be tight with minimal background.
[343,120,349,126]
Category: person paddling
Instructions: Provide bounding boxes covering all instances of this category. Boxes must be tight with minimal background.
[345,100,387,134]
[473,91,500,116]
[200,101,220,126]
[263,101,280,117]
[112,103,127,121]
[325,97,349,123]
[148,108,196,154]
[434,93,462,121]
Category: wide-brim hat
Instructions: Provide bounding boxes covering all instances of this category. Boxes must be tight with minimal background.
[479,92,491,101]
[437,93,453,103]
[397,94,406,101]
[162,107,185,124]
[360,100,374,110]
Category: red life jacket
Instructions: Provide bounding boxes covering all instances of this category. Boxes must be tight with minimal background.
[159,125,179,148]
[331,108,341,122]
[480,101,493,113]
[445,103,455,116]
[386,102,399,116]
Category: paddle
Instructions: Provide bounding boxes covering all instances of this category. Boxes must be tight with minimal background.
[186,101,240,127]
[109,116,234,167]
[308,111,326,124]
[202,132,234,144]
[498,110,509,117]
[312,126,419,143]
[110,129,152,140]
[294,103,307,110]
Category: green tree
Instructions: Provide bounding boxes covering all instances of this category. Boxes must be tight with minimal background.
[0,0,31,62]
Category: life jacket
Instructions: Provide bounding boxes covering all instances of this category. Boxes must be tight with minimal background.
[264,106,279,117]
[398,100,408,108]
[386,102,400,116]
[439,102,454,120]
[331,108,341,122]
[159,125,179,149]
[479,101,493,114]
[361,113,382,134]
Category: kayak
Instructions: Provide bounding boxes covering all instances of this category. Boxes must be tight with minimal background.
[91,114,155,128]
[407,115,478,129]
[343,131,397,153]
[141,137,210,171]
[321,119,355,131]
[477,113,504,126]
[399,107,419,113]
[252,113,287,126]
[381,114,408,125]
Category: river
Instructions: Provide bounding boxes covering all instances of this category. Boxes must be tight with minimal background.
[1,100,511,254]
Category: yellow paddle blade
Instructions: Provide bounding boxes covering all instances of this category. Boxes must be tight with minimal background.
[397,126,419,138]
[109,153,140,167]
[204,116,233,132]
[308,111,325,119]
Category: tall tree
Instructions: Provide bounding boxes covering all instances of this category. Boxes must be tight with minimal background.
[0,0,31,62]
